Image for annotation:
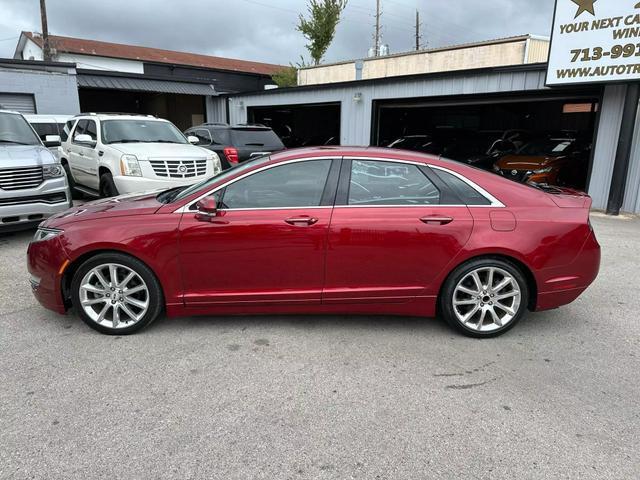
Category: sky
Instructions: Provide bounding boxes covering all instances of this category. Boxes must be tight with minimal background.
[0,0,556,66]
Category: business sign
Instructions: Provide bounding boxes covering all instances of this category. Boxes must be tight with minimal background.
[547,0,640,85]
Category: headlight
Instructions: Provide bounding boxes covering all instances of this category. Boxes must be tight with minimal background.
[43,164,64,178]
[32,227,63,243]
[207,153,222,175]
[120,154,142,176]
[533,167,553,174]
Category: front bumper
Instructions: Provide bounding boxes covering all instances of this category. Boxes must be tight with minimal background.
[113,174,208,194]
[27,235,70,314]
[0,177,71,230]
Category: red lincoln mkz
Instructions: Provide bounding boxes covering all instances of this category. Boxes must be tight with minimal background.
[27,147,600,337]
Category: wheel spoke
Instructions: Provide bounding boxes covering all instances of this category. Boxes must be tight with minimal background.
[124,285,145,296]
[112,305,120,328]
[489,307,502,327]
[81,297,106,306]
[120,303,139,322]
[496,291,518,301]
[457,285,479,296]
[487,268,495,290]
[96,303,110,322]
[109,264,119,286]
[477,309,487,330]
[81,283,105,295]
[462,304,480,323]
[493,278,511,293]
[124,297,148,310]
[454,298,477,306]
[119,271,135,288]
[471,271,482,291]
[93,269,110,289]
[495,302,515,316]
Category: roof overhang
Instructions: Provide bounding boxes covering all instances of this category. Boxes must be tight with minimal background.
[77,72,218,96]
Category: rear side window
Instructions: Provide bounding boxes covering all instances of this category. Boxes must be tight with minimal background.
[31,122,59,141]
[432,169,491,206]
[348,160,440,206]
[230,128,284,149]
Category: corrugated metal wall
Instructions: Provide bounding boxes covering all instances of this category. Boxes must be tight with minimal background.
[622,99,640,213]
[206,97,227,123]
[227,69,638,213]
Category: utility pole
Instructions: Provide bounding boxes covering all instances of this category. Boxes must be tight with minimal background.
[374,0,381,56]
[415,10,421,51]
[39,0,52,61]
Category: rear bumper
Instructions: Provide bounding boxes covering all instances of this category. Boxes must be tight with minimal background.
[534,230,601,311]
[27,236,69,314]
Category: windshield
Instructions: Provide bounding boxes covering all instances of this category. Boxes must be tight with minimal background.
[0,113,41,146]
[162,155,273,203]
[518,139,574,156]
[101,119,188,145]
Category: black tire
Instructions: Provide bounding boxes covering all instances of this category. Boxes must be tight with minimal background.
[99,172,119,198]
[439,258,529,338]
[70,252,163,335]
[62,161,83,200]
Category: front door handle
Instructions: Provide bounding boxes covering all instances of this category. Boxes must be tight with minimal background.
[420,215,453,225]
[285,216,318,226]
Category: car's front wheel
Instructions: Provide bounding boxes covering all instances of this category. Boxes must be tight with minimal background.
[99,172,119,198]
[70,253,163,335]
[440,258,529,338]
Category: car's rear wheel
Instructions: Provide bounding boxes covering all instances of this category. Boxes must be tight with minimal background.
[70,253,163,335]
[440,258,529,338]
[99,172,119,198]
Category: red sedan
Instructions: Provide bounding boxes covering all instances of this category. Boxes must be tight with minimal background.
[27,147,600,337]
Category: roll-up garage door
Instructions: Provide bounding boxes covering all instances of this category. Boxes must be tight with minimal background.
[0,93,36,114]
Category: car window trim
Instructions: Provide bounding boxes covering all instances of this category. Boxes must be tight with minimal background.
[174,156,341,213]
[335,156,504,208]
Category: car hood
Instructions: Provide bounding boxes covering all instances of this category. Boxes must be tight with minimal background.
[44,190,164,228]
[496,154,562,170]
[0,145,56,168]
[109,143,210,159]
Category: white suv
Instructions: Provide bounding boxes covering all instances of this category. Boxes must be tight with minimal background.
[61,114,221,197]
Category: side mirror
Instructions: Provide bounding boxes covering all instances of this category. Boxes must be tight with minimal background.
[187,135,199,145]
[195,197,218,222]
[44,134,61,147]
[74,134,96,148]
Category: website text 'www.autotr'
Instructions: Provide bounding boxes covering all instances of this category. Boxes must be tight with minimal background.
[557,64,640,78]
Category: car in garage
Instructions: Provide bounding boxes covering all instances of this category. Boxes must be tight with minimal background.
[60,113,222,198]
[0,110,70,231]
[493,136,592,189]
[27,146,600,338]
[185,123,285,170]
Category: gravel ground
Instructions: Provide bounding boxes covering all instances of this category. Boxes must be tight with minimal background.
[0,214,638,479]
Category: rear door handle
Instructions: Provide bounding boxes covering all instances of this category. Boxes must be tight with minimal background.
[285,216,318,226]
[420,215,453,225]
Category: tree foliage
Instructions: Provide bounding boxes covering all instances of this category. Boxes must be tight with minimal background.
[297,0,348,66]
[272,66,298,88]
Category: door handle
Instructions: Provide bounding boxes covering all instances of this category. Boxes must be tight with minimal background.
[285,216,318,226]
[420,215,453,225]
[78,151,84,157]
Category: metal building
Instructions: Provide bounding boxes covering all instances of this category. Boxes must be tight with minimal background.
[212,63,640,214]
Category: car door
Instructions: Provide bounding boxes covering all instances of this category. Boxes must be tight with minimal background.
[323,158,475,304]
[66,120,87,184]
[78,119,100,190]
[178,158,340,306]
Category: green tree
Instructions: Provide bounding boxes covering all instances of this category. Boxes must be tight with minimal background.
[272,66,298,88]
[297,0,348,66]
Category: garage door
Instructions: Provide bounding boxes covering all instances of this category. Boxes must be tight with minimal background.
[0,93,36,114]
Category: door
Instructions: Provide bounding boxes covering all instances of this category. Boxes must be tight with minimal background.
[323,159,474,304]
[178,158,340,306]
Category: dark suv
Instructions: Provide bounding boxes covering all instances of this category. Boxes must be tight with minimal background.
[185,123,285,169]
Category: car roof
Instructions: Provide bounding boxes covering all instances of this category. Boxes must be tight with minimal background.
[74,114,168,121]
[24,114,73,123]
[269,146,443,165]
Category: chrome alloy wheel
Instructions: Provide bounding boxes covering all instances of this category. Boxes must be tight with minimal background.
[78,263,149,329]
[452,266,522,332]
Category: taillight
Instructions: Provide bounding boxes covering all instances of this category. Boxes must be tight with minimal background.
[223,147,239,165]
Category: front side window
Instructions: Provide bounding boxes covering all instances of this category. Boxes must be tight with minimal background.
[189,128,212,146]
[0,112,41,146]
[85,120,98,141]
[101,119,187,145]
[348,160,440,206]
[73,120,88,140]
[222,160,332,209]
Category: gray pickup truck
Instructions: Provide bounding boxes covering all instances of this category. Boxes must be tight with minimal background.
[0,110,71,232]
